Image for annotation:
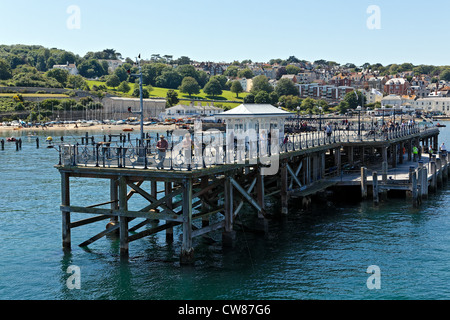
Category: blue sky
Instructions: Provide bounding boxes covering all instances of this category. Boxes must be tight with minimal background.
[1,0,449,66]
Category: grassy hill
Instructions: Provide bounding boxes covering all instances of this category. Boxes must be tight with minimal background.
[86,80,247,109]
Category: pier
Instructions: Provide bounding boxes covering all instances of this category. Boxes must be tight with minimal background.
[55,105,444,264]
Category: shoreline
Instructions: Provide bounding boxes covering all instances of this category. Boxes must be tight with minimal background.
[0,123,178,135]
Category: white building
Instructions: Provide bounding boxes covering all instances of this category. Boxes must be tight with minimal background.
[164,102,223,119]
[53,62,78,75]
[381,94,412,107]
[217,104,291,145]
[412,97,450,115]
[100,59,124,73]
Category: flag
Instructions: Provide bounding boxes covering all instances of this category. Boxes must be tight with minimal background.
[371,88,382,96]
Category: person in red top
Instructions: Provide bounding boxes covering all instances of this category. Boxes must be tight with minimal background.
[156,135,169,169]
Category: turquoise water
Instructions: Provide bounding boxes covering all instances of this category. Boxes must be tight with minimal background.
[1,124,450,300]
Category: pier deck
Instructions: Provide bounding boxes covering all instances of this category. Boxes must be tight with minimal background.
[55,124,444,263]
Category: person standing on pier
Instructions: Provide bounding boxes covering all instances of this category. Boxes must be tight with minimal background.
[440,143,447,156]
[156,135,169,169]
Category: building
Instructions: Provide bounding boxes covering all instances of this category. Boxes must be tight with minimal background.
[412,97,450,115]
[384,78,410,96]
[100,59,124,73]
[102,97,166,120]
[53,62,78,75]
[217,104,291,147]
[381,94,414,108]
[164,102,223,119]
[280,74,298,83]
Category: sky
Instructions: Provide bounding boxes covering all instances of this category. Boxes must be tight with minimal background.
[1,0,449,66]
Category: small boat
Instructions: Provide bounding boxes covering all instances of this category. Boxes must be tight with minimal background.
[436,123,446,128]
[6,137,16,142]
[123,128,134,132]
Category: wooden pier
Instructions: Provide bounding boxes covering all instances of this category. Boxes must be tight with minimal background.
[55,112,443,264]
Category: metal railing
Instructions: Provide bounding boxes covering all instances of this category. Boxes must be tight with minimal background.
[56,122,438,171]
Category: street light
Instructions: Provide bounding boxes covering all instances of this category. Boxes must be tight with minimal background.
[318,106,323,131]
[296,106,300,130]
[357,105,362,138]
[127,55,145,147]
[381,106,385,125]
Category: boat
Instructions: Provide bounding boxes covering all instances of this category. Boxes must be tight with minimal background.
[436,123,447,128]
[6,137,16,142]
[122,128,134,132]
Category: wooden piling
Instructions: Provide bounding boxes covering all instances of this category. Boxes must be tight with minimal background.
[430,159,437,192]
[412,170,419,208]
[61,172,71,250]
[180,178,194,264]
[118,176,129,257]
[280,161,289,215]
[372,171,379,205]
[361,167,367,199]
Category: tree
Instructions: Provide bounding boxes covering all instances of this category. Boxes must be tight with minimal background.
[254,91,270,104]
[243,93,255,104]
[114,66,129,82]
[155,70,183,89]
[251,75,273,94]
[179,76,200,97]
[237,68,254,79]
[132,87,150,98]
[67,75,87,90]
[224,65,239,78]
[175,56,191,65]
[440,69,450,82]
[177,64,198,80]
[203,78,223,97]
[45,68,69,86]
[0,58,12,80]
[275,78,299,97]
[285,65,301,75]
[166,89,179,107]
[78,59,108,78]
[211,75,228,89]
[230,80,244,98]
[341,90,366,110]
[106,74,120,88]
[117,81,131,93]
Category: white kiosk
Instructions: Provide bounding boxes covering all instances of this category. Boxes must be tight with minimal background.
[217,104,292,163]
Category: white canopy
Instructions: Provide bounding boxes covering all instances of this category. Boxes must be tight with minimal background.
[217,104,291,118]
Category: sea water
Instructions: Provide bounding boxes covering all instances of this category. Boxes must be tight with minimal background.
[1,124,450,300]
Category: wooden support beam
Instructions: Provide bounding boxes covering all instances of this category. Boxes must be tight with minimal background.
[127,181,182,216]
[230,177,264,214]
[288,161,303,189]
[60,205,183,222]
[372,171,379,205]
[280,161,288,215]
[223,175,236,247]
[61,172,71,250]
[234,177,257,218]
[119,176,129,257]
[286,162,302,189]
[70,215,112,228]
[412,170,419,208]
[165,181,174,243]
[180,178,194,265]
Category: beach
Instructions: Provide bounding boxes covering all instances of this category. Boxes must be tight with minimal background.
[0,123,178,135]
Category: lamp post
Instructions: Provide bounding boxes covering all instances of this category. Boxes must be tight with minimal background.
[357,105,362,138]
[319,106,323,131]
[382,106,385,125]
[127,55,145,147]
[296,106,300,131]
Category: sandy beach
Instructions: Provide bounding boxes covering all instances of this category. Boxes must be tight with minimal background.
[0,123,178,135]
